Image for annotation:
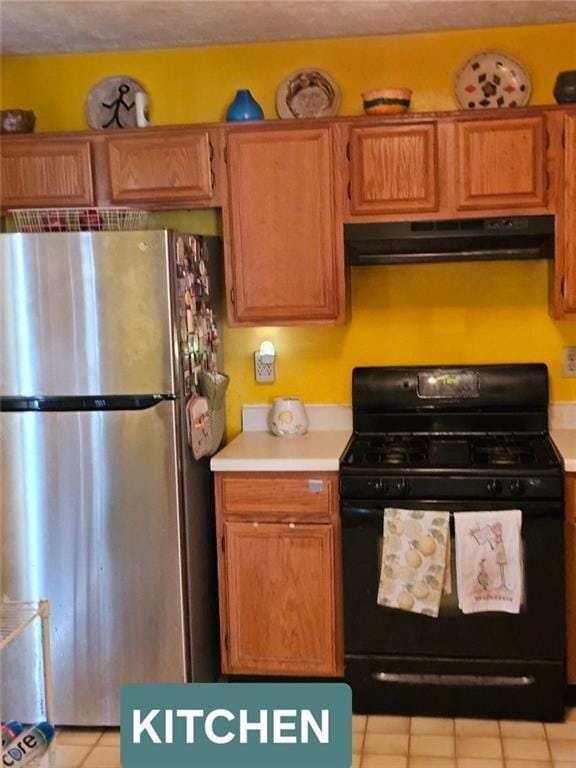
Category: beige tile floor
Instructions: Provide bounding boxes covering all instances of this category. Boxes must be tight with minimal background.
[33,710,576,767]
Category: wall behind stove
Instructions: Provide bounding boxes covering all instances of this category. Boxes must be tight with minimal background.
[3,22,576,436]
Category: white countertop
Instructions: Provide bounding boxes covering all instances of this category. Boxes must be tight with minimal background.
[210,429,352,472]
[211,402,576,473]
[551,429,576,472]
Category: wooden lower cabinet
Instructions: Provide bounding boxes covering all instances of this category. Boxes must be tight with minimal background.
[215,472,343,677]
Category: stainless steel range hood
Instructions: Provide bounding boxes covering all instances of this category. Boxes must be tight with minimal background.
[344,216,554,266]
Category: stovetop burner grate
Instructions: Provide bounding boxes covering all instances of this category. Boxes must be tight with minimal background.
[342,432,559,471]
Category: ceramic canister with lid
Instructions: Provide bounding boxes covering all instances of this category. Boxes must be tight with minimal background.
[269,397,309,437]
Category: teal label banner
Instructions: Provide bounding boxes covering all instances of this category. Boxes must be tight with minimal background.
[121,682,352,768]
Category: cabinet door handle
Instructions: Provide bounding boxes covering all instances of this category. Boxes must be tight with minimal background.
[230,287,236,304]
[208,140,214,161]
[347,181,352,200]
[210,169,215,190]
[346,141,351,161]
[308,479,324,494]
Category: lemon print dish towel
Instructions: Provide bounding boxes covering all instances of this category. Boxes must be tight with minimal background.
[377,508,450,617]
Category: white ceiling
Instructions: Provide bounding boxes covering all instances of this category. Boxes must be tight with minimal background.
[1,0,576,55]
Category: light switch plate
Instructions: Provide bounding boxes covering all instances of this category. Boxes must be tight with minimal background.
[563,347,576,377]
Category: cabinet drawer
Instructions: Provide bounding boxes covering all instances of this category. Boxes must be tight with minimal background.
[220,474,336,521]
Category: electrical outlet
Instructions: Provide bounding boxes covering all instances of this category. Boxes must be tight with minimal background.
[563,347,576,377]
[254,352,275,383]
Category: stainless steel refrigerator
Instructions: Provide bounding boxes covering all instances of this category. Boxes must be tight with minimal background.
[0,230,222,725]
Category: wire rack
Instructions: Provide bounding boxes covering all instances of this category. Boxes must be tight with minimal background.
[0,598,54,725]
[9,207,149,233]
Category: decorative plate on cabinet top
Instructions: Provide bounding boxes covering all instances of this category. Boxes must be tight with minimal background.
[276,69,341,119]
[86,75,147,129]
[454,51,531,109]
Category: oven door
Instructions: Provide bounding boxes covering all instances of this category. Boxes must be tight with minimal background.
[341,500,565,661]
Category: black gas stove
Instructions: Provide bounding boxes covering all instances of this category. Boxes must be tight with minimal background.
[340,364,566,721]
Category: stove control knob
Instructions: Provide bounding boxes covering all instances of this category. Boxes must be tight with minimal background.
[486,479,502,495]
[372,479,388,495]
[509,479,525,496]
[394,478,409,496]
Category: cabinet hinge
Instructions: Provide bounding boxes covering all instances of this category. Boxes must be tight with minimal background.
[230,288,236,305]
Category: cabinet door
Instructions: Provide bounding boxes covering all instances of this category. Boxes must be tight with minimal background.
[349,123,438,214]
[106,130,214,205]
[560,114,576,313]
[1,138,94,208]
[455,116,547,210]
[223,521,337,675]
[225,127,343,324]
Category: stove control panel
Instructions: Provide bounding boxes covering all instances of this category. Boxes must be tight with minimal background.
[340,474,562,501]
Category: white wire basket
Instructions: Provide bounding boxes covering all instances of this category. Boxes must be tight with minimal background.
[10,207,149,233]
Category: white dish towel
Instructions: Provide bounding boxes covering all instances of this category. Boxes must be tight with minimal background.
[454,509,523,614]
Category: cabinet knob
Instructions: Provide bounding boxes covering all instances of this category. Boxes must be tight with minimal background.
[289,523,296,529]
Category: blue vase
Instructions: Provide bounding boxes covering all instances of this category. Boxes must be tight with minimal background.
[226,89,264,122]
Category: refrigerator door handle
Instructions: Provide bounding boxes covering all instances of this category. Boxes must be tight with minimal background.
[0,394,176,412]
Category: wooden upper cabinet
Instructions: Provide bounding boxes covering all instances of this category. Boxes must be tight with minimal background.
[455,116,547,210]
[223,521,337,676]
[1,138,94,209]
[224,126,344,325]
[558,113,576,313]
[106,130,214,205]
[349,122,438,214]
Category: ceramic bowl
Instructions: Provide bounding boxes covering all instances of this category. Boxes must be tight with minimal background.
[1,109,36,133]
[362,88,412,115]
[554,71,576,104]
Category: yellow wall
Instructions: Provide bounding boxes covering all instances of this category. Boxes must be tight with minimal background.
[3,22,576,435]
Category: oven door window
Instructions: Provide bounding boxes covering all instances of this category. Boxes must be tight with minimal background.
[342,502,564,661]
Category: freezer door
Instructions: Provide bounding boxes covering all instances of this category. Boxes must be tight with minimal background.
[0,400,187,725]
[0,231,176,396]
